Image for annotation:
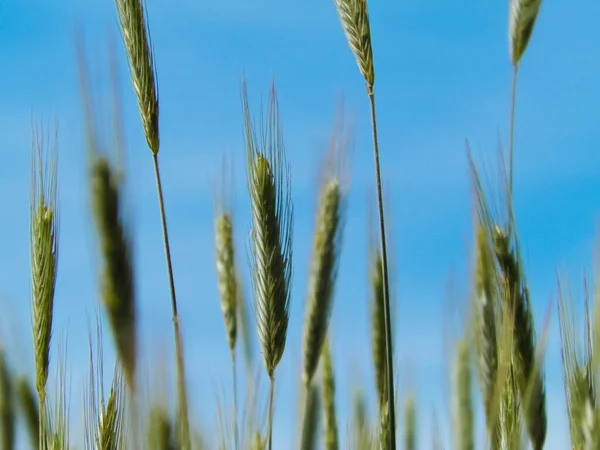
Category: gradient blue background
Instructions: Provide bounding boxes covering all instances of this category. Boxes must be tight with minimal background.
[1,0,599,448]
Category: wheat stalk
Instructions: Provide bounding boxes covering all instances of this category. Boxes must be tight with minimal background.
[242,79,293,449]
[332,0,396,445]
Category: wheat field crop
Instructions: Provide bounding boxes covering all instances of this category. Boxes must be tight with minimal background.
[0,0,599,449]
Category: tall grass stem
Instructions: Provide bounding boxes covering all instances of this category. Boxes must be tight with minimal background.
[151,153,190,449]
[508,66,518,198]
[367,87,396,449]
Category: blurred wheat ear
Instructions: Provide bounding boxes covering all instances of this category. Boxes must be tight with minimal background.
[29,123,59,450]
[16,376,39,449]
[300,384,321,450]
[493,226,547,450]
[403,395,416,450]
[89,154,137,393]
[213,154,242,450]
[473,223,500,446]
[507,0,541,195]
[509,0,542,67]
[242,79,293,449]
[301,115,349,388]
[0,349,15,450]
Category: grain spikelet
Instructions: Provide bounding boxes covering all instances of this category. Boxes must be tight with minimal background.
[0,349,15,450]
[30,125,59,407]
[509,0,542,66]
[452,339,474,450]
[90,154,137,390]
[114,0,159,153]
[332,0,375,88]
[16,377,39,449]
[242,80,293,378]
[302,129,348,385]
[321,339,338,450]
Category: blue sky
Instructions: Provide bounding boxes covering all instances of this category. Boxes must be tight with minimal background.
[1,0,599,448]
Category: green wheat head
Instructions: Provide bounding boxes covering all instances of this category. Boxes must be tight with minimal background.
[242,80,294,379]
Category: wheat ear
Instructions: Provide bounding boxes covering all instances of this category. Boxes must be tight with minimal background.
[321,338,338,450]
[301,118,348,387]
[494,226,547,450]
[300,385,321,450]
[16,376,39,449]
[114,0,159,154]
[242,80,293,449]
[90,154,137,393]
[0,349,15,450]
[148,404,174,450]
[473,224,499,444]
[29,124,59,450]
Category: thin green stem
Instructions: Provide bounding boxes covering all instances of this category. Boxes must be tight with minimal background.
[367,86,396,450]
[151,154,190,449]
[233,352,239,450]
[38,396,44,450]
[267,375,275,450]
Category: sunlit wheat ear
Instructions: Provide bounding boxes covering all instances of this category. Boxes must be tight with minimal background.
[114,0,159,154]
[493,226,547,449]
[509,0,542,66]
[473,224,499,436]
[30,126,59,407]
[0,349,15,450]
[90,154,137,391]
[403,395,416,450]
[300,385,321,450]
[321,339,338,450]
[452,339,474,450]
[215,211,238,353]
[16,377,39,449]
[242,80,293,379]
[332,0,375,88]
